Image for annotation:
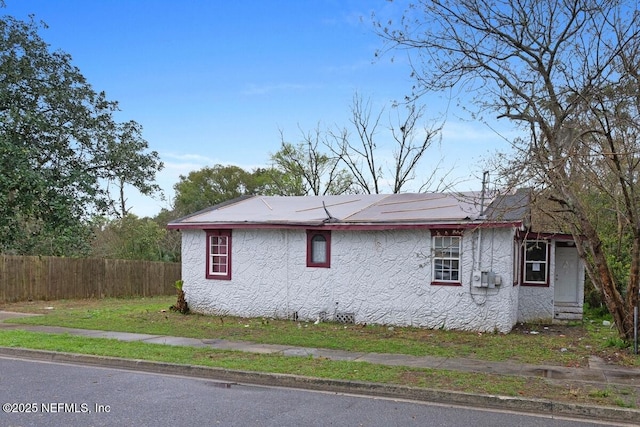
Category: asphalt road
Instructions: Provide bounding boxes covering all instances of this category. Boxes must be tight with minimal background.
[0,356,627,427]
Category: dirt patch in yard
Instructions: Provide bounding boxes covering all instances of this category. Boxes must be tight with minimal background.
[512,322,585,337]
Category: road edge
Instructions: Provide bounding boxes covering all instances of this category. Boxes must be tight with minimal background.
[0,346,638,424]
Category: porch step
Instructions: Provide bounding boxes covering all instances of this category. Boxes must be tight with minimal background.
[554,303,583,321]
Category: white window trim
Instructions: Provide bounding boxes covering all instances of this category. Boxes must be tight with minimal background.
[206,230,231,280]
[523,240,548,285]
[432,234,462,284]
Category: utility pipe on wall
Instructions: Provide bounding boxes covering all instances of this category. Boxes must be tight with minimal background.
[475,172,490,274]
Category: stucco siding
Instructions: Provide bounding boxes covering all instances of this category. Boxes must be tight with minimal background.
[517,242,555,323]
[181,227,520,333]
[516,242,585,323]
[517,286,554,322]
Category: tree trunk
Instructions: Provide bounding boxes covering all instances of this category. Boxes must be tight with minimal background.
[566,188,631,339]
[584,221,631,339]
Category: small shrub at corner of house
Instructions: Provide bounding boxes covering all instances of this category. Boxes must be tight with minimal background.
[170,280,189,314]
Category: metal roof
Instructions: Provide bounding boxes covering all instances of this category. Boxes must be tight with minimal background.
[167,191,529,229]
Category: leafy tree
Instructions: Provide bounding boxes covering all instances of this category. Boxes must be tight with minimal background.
[378,0,640,339]
[172,164,297,216]
[172,165,252,216]
[167,164,303,262]
[104,120,164,218]
[249,167,305,197]
[0,13,163,256]
[151,208,182,262]
[91,214,166,261]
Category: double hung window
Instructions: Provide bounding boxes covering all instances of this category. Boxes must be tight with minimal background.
[206,230,231,280]
[523,240,548,285]
[432,232,461,284]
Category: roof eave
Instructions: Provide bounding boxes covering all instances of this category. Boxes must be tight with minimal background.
[167,219,524,231]
[166,195,257,226]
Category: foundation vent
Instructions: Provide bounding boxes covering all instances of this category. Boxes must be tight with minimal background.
[335,312,355,324]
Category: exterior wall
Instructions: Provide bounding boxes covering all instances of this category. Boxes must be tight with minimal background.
[517,286,554,323]
[181,227,520,333]
[516,240,585,323]
[517,241,556,323]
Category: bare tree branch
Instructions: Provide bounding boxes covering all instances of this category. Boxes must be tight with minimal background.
[377,0,640,339]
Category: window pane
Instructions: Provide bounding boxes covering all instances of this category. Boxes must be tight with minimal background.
[448,242,460,257]
[433,235,460,282]
[210,235,228,275]
[435,237,460,256]
[526,242,546,261]
[525,263,546,282]
[311,235,326,263]
[212,257,227,273]
[524,241,547,283]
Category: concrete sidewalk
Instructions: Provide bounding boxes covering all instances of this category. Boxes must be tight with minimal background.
[1,310,638,388]
[1,310,640,423]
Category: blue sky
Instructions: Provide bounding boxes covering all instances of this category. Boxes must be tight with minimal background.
[5,0,517,217]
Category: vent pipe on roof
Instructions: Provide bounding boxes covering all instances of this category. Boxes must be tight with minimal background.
[322,201,339,223]
[479,171,489,219]
[473,172,489,284]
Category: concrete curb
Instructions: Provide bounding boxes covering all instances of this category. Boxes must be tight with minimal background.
[1,346,638,424]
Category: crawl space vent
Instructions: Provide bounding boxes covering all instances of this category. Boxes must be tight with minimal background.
[335,312,355,324]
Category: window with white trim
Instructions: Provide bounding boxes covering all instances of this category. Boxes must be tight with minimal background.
[432,234,461,284]
[523,240,548,285]
[206,230,231,280]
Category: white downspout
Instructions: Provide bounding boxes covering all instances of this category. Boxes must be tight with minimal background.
[285,229,289,317]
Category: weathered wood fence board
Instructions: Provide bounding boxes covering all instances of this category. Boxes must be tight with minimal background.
[0,255,181,303]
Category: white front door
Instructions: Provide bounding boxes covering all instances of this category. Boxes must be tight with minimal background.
[555,246,579,304]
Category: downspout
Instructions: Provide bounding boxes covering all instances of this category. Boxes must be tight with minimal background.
[285,229,289,318]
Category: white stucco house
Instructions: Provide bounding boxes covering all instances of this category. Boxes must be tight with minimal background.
[167,190,585,333]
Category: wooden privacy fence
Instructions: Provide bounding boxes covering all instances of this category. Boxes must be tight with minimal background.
[0,255,181,303]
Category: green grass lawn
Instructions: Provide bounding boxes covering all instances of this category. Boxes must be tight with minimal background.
[0,329,636,409]
[2,296,637,367]
[0,296,638,409]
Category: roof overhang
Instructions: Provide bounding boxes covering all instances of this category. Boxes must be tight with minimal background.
[166,191,530,232]
[167,220,524,231]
